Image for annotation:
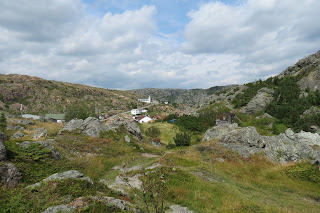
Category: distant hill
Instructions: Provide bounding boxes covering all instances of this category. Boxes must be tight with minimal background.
[0,74,141,115]
[130,85,233,106]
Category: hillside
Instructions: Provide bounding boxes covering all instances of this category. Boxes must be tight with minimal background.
[130,85,232,106]
[201,50,320,134]
[0,74,141,115]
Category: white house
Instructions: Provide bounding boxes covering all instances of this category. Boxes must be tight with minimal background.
[138,96,151,104]
[141,109,148,113]
[131,109,141,115]
[138,116,152,123]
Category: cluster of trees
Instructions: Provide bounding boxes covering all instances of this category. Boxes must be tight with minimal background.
[65,103,95,122]
[232,78,274,108]
[0,113,6,133]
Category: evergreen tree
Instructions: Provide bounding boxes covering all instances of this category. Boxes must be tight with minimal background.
[0,113,7,133]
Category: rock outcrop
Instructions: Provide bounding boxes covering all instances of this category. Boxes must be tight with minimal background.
[33,128,49,139]
[203,124,320,163]
[27,170,93,189]
[59,117,105,137]
[11,131,25,139]
[42,204,75,213]
[0,163,22,188]
[106,120,143,141]
[242,88,274,114]
[0,132,6,161]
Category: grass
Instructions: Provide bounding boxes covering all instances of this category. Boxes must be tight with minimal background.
[2,119,320,213]
[141,122,180,145]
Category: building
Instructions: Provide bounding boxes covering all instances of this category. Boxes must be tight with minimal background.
[138,96,151,104]
[131,109,141,115]
[137,115,152,123]
[141,109,148,113]
[22,114,41,120]
[216,113,235,125]
[45,114,65,123]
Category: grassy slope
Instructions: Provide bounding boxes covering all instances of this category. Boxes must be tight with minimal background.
[0,74,141,115]
[1,121,320,212]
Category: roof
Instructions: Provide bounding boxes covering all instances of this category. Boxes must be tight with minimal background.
[137,115,145,121]
[22,114,41,120]
[45,114,65,120]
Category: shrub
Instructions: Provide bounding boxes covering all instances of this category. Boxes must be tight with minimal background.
[174,132,191,146]
[145,126,161,138]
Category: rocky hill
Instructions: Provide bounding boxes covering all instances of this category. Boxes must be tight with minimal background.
[130,85,232,106]
[0,74,141,115]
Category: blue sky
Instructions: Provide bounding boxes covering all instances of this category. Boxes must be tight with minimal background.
[0,0,320,89]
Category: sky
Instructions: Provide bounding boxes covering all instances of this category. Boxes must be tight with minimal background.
[0,0,320,90]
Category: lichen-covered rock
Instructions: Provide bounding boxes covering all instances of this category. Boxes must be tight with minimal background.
[11,131,25,139]
[168,205,194,213]
[27,170,93,189]
[59,117,105,137]
[42,204,75,213]
[106,120,143,141]
[242,87,274,115]
[6,125,25,131]
[14,119,35,125]
[33,127,49,139]
[203,124,320,163]
[0,132,6,161]
[0,163,21,188]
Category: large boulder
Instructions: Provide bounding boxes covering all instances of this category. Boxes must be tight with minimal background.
[242,87,274,115]
[59,117,105,137]
[0,163,21,188]
[106,120,144,141]
[27,170,93,189]
[0,132,6,161]
[203,125,320,163]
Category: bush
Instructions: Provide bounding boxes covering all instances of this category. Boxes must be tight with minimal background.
[174,132,191,146]
[145,126,161,138]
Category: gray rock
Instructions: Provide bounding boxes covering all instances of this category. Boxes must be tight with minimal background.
[0,163,21,188]
[14,119,35,125]
[106,120,143,141]
[11,131,25,139]
[242,88,274,115]
[256,113,273,119]
[42,204,75,213]
[202,123,239,141]
[168,205,194,213]
[124,135,131,143]
[0,132,6,161]
[6,125,25,131]
[216,158,225,163]
[27,170,93,189]
[203,125,320,163]
[303,106,320,115]
[17,141,31,148]
[33,128,49,139]
[59,117,105,137]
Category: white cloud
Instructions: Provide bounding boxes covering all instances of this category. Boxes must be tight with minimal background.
[0,0,320,90]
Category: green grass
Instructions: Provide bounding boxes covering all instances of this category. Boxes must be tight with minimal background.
[141,122,180,144]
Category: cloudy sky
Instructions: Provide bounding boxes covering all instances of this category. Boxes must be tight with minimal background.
[0,0,320,90]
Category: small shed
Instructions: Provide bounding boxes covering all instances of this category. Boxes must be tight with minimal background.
[216,113,235,125]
